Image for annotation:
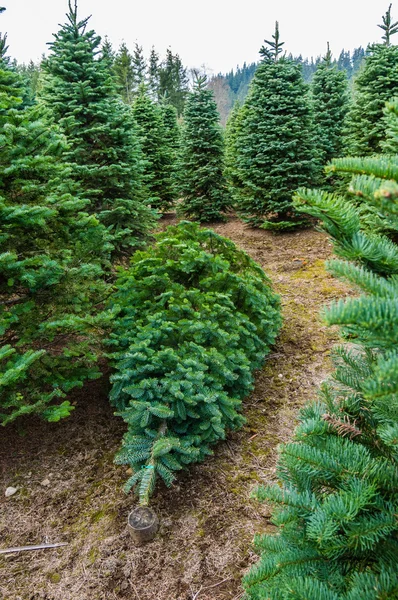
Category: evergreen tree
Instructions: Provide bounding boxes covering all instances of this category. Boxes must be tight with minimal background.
[132,42,146,92]
[108,222,281,505]
[234,23,319,229]
[346,5,398,155]
[224,101,246,202]
[113,42,134,103]
[383,96,398,153]
[160,101,180,197]
[311,44,349,169]
[40,1,156,255]
[132,88,175,211]
[243,133,398,599]
[0,29,110,424]
[178,75,229,222]
[158,48,189,116]
[148,46,160,100]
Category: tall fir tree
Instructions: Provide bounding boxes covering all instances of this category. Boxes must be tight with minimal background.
[224,101,246,203]
[158,48,189,117]
[132,88,176,211]
[113,41,134,103]
[243,120,398,599]
[0,24,110,424]
[311,44,349,168]
[234,23,320,229]
[132,42,147,93]
[148,46,160,100]
[160,100,180,198]
[178,75,229,222]
[346,5,398,155]
[40,1,156,255]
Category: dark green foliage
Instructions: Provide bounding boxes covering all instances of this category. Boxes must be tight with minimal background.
[234,24,320,229]
[311,46,349,168]
[346,7,398,155]
[0,43,110,425]
[132,90,176,211]
[243,152,398,597]
[158,48,189,117]
[41,2,156,255]
[160,102,180,199]
[113,42,134,103]
[224,101,246,202]
[108,222,281,505]
[178,76,229,222]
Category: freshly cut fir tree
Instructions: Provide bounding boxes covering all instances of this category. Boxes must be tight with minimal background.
[311,44,349,168]
[234,23,319,229]
[243,147,398,598]
[132,89,176,211]
[41,1,156,255]
[178,75,229,222]
[0,35,110,425]
[346,4,398,155]
[108,222,281,505]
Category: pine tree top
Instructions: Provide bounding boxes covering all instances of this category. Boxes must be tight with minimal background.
[378,4,398,46]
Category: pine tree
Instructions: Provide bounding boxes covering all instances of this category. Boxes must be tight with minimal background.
[108,222,281,505]
[346,5,398,155]
[148,46,160,100]
[234,23,320,229]
[40,1,156,255]
[132,88,175,211]
[224,101,246,202]
[132,42,146,93]
[178,75,229,222]
[158,48,189,117]
[311,44,349,168]
[243,124,398,599]
[113,42,134,103]
[0,28,110,424]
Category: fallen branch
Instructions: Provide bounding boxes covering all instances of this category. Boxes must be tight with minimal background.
[0,542,68,555]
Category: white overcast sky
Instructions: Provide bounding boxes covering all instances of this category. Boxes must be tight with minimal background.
[0,0,387,74]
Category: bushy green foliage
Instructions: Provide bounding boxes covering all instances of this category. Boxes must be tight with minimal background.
[311,46,349,169]
[40,1,156,255]
[178,76,230,222]
[234,24,320,229]
[224,101,246,202]
[132,90,176,211]
[243,148,398,598]
[108,222,281,505]
[346,6,398,155]
[0,42,111,425]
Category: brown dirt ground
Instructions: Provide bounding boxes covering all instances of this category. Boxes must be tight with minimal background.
[0,216,350,600]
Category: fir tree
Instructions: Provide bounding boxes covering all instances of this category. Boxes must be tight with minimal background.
[132,88,175,211]
[243,128,398,599]
[346,5,398,155]
[158,48,189,116]
[224,101,246,202]
[178,75,229,222]
[113,42,134,103]
[108,222,281,505]
[311,44,349,168]
[234,23,320,229]
[0,31,110,424]
[132,42,146,92]
[160,101,180,198]
[148,46,160,100]
[40,1,156,255]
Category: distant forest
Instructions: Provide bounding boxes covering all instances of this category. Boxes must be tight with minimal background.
[209,46,366,125]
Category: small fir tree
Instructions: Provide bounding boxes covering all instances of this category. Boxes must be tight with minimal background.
[178,75,229,222]
[234,23,320,229]
[311,44,349,168]
[132,88,176,211]
[108,222,281,505]
[40,1,156,255]
[346,5,398,155]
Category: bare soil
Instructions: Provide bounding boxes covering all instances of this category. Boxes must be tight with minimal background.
[0,217,350,600]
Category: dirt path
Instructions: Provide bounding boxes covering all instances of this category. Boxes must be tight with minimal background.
[0,218,350,600]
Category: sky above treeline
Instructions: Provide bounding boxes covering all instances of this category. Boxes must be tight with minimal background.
[2,0,388,73]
